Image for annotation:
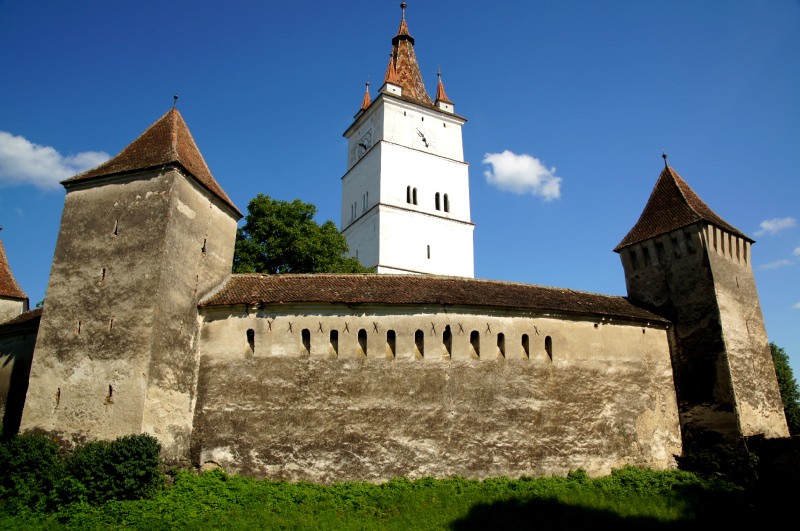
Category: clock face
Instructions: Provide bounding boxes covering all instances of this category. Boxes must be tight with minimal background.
[357,129,373,159]
[413,127,436,151]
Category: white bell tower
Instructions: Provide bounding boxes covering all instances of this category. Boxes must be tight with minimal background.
[340,2,474,277]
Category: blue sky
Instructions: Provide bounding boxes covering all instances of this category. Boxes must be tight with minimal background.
[1,1,798,375]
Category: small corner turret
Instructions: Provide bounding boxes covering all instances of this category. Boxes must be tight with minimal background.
[0,232,29,322]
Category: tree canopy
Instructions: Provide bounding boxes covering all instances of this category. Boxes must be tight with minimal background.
[233,194,370,275]
[770,342,800,435]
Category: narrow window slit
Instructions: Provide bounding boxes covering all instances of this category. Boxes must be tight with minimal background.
[330,330,339,357]
[358,329,368,357]
[246,328,255,356]
[470,331,480,358]
[415,329,424,358]
[443,325,452,358]
[387,330,396,359]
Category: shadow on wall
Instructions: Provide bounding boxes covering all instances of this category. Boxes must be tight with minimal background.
[1,348,33,438]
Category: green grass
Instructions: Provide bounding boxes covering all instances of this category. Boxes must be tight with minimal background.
[0,466,761,530]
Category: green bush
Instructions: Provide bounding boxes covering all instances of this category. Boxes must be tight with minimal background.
[0,433,162,514]
[0,433,62,514]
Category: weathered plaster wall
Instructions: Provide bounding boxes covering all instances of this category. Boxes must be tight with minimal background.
[621,223,788,441]
[706,226,788,438]
[0,297,27,324]
[192,304,681,481]
[141,174,238,461]
[20,169,238,458]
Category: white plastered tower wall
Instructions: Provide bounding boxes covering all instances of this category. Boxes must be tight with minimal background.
[342,94,474,277]
[340,5,474,277]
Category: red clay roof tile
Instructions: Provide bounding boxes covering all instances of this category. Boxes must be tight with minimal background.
[200,274,667,323]
[615,165,750,251]
[0,239,27,300]
[62,109,241,217]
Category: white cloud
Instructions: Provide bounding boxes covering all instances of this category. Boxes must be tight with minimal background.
[794,302,800,310]
[0,131,109,190]
[793,247,800,256]
[759,259,793,270]
[754,217,796,236]
[482,150,562,201]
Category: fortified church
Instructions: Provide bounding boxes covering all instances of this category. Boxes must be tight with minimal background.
[0,5,790,481]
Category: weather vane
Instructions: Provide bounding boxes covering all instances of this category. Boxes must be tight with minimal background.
[662,151,668,167]
[173,94,179,109]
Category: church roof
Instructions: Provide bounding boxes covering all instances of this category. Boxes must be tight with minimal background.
[383,4,434,107]
[200,274,667,323]
[0,307,40,330]
[615,164,751,251]
[63,109,241,217]
[0,238,27,300]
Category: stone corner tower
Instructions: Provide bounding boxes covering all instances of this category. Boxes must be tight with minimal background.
[20,108,242,460]
[615,160,789,444]
[340,2,474,277]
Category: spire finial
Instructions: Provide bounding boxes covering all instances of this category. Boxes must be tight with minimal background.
[401,1,407,19]
[173,94,178,109]
[662,151,668,167]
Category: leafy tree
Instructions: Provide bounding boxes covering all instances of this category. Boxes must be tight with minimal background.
[233,194,370,274]
[770,342,800,435]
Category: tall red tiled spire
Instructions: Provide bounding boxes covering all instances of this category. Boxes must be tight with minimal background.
[63,109,241,217]
[615,161,751,251]
[0,236,27,301]
[385,2,433,106]
[360,82,371,110]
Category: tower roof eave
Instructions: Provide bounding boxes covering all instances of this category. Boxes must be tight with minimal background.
[615,165,751,252]
[62,109,242,218]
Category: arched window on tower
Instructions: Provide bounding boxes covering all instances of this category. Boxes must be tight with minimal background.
[413,188,418,205]
[444,194,450,213]
[435,192,441,211]
[407,186,411,204]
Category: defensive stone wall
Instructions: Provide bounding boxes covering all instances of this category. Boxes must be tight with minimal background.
[192,303,682,481]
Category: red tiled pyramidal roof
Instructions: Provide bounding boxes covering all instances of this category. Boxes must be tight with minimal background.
[615,165,750,251]
[63,109,241,217]
[384,5,434,107]
[435,72,453,105]
[0,238,27,300]
[200,274,667,323]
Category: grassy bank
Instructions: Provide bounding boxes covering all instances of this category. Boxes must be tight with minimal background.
[1,466,761,530]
